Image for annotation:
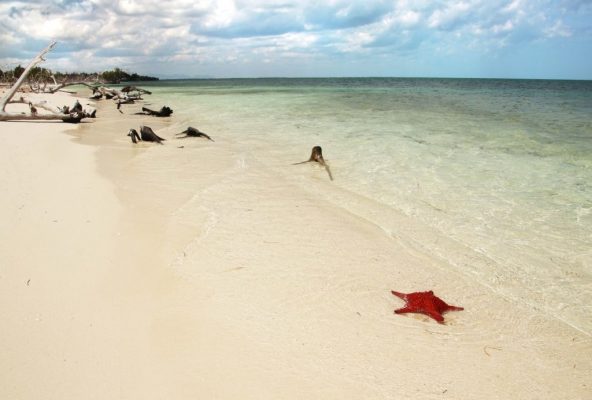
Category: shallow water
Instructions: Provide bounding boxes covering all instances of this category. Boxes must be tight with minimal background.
[132,78,592,334]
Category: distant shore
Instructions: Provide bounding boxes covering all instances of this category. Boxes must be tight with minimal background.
[1,86,590,400]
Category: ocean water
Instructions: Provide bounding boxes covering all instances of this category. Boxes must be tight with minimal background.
[136,78,592,334]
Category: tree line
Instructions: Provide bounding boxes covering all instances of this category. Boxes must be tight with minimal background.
[0,66,158,84]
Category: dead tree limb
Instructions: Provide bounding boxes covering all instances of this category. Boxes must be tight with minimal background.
[138,106,173,117]
[0,41,89,123]
[176,126,214,141]
[43,81,99,94]
[0,41,56,112]
[9,97,53,112]
[122,86,152,95]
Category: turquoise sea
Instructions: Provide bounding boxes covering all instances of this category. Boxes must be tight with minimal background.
[135,78,592,334]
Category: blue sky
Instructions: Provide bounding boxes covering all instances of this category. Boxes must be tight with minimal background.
[1,0,591,79]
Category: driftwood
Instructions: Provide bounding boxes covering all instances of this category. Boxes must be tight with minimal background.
[140,126,165,143]
[293,146,334,181]
[127,126,165,144]
[127,129,141,143]
[28,73,102,94]
[40,81,99,94]
[87,86,147,103]
[7,96,95,120]
[10,96,59,114]
[1,42,149,123]
[71,100,82,113]
[0,42,90,123]
[116,98,135,109]
[138,106,173,117]
[176,126,214,141]
[10,65,149,102]
[92,86,148,115]
[122,86,151,95]
[3,96,87,123]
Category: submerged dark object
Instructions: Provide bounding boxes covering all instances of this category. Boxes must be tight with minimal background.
[62,112,84,124]
[293,146,333,181]
[127,126,166,144]
[71,100,83,113]
[391,290,464,324]
[121,85,152,95]
[127,128,141,143]
[140,126,165,143]
[58,102,93,122]
[176,126,214,141]
[139,106,173,117]
[117,99,135,109]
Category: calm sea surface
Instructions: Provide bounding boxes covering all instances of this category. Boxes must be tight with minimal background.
[135,78,592,333]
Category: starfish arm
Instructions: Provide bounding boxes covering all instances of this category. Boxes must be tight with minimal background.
[394,306,414,314]
[426,310,445,323]
[391,291,407,300]
[446,305,464,311]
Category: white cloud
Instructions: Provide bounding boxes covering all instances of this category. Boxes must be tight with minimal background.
[492,20,514,34]
[428,1,472,29]
[545,20,573,37]
[0,0,588,76]
[203,0,237,29]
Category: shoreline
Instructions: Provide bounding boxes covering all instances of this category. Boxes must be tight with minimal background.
[1,87,590,399]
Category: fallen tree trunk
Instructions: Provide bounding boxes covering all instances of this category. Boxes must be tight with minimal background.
[94,85,150,100]
[9,96,59,114]
[0,112,85,123]
[0,41,89,123]
[43,81,99,94]
[3,95,94,121]
[139,106,173,117]
[122,85,152,95]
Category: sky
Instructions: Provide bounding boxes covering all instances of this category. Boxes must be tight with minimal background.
[0,0,591,79]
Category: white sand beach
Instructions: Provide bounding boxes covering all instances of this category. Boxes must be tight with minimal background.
[1,89,590,399]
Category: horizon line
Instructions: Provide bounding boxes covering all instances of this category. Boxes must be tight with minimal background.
[148,76,592,82]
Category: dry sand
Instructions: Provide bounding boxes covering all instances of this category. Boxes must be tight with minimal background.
[0,89,590,399]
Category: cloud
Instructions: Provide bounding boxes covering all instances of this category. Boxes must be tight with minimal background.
[304,1,393,30]
[0,0,590,77]
[428,1,473,30]
[544,20,573,37]
[195,5,305,38]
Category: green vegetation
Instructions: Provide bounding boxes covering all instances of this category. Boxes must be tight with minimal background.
[0,65,158,84]
[101,68,159,84]
[0,65,25,82]
[14,65,25,79]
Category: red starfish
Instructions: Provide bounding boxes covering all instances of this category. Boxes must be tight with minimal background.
[391,290,463,323]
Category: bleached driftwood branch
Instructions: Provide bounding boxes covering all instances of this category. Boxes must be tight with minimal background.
[35,81,98,94]
[0,41,89,123]
[0,41,56,112]
[92,85,151,101]
[9,96,59,114]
